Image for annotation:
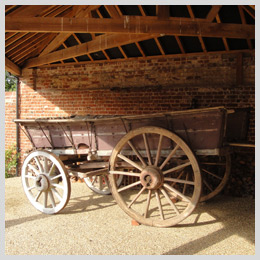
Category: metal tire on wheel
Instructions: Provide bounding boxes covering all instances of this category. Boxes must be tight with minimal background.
[21,150,71,214]
[108,126,202,227]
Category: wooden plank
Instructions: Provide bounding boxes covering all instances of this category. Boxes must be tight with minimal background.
[216,14,229,51]
[175,36,185,54]
[5,16,255,39]
[238,6,252,50]
[156,5,170,19]
[39,6,99,57]
[105,5,121,18]
[23,33,159,68]
[6,5,49,17]
[5,57,21,76]
[241,5,255,19]
[206,5,222,22]
[228,142,255,148]
[40,33,71,56]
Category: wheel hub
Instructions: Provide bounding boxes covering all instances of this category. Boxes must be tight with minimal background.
[35,174,50,191]
[140,166,164,190]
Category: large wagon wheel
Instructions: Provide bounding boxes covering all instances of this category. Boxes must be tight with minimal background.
[21,150,71,214]
[108,126,202,227]
[84,173,124,195]
[199,154,231,202]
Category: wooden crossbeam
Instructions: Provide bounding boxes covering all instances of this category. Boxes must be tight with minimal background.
[39,5,100,57]
[23,33,159,68]
[5,16,255,39]
[206,5,222,22]
[5,57,21,76]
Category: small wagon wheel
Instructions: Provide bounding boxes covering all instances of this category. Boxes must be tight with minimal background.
[21,150,71,214]
[199,154,231,202]
[84,173,124,195]
[108,126,202,227]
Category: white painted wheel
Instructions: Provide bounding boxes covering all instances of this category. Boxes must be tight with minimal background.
[21,150,71,214]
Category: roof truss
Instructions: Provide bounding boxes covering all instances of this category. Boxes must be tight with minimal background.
[5,5,255,75]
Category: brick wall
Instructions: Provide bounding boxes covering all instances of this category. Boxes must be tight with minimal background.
[5,91,16,149]
[6,52,255,196]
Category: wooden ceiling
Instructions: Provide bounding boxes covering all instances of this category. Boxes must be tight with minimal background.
[5,5,255,76]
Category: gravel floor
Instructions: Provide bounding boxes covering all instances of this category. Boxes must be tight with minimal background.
[5,177,255,255]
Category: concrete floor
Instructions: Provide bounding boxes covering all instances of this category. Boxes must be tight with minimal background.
[5,177,255,255]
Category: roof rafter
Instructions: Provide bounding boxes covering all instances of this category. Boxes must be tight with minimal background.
[5,57,21,76]
[206,5,222,22]
[6,16,255,39]
[23,33,160,69]
[39,5,100,57]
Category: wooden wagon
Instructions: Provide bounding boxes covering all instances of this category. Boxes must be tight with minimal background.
[14,106,250,227]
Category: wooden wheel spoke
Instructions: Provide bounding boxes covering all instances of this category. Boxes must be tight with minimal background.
[27,185,36,191]
[51,187,62,202]
[160,145,180,170]
[128,140,147,166]
[144,189,152,218]
[34,156,43,173]
[154,134,163,166]
[103,176,109,188]
[50,173,62,181]
[201,162,225,166]
[117,153,143,171]
[118,180,141,192]
[48,190,56,208]
[160,187,180,215]
[48,162,55,176]
[109,170,140,177]
[203,179,214,192]
[27,164,40,176]
[202,168,223,180]
[155,190,164,220]
[143,133,153,165]
[163,183,191,203]
[183,172,189,194]
[43,157,49,173]
[91,176,98,185]
[34,191,42,202]
[98,176,103,190]
[52,183,64,190]
[43,191,48,208]
[164,177,194,185]
[128,186,146,208]
[163,162,191,175]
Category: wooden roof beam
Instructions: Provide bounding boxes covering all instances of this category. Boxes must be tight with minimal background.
[187,5,207,53]
[6,16,255,39]
[241,5,255,19]
[206,5,222,22]
[156,5,170,19]
[23,33,159,68]
[5,57,21,76]
[238,6,253,49]
[39,6,100,57]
